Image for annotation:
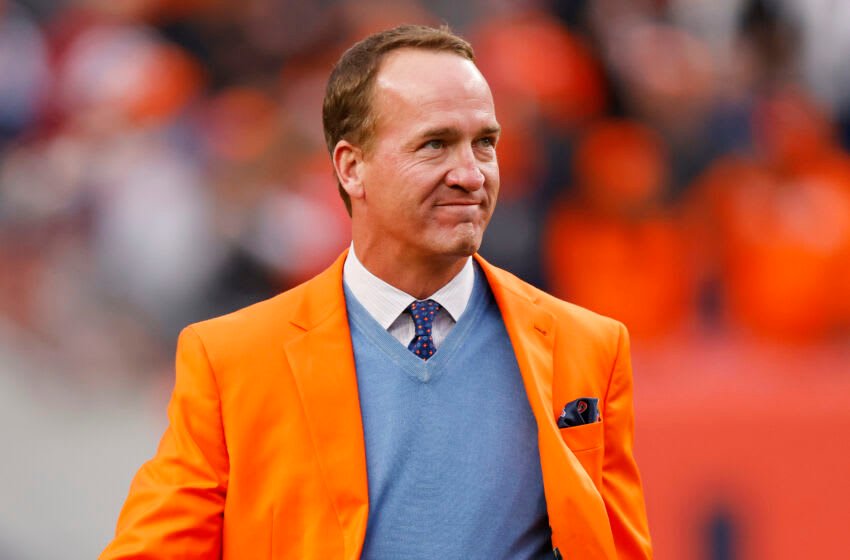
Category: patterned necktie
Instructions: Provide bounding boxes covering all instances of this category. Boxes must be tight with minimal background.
[407,299,441,360]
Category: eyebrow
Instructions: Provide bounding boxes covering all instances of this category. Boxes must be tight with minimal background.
[417,124,502,139]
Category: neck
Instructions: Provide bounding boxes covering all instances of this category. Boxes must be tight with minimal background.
[352,241,469,299]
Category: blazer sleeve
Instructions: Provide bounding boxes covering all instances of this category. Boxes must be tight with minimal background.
[601,323,653,558]
[100,326,229,559]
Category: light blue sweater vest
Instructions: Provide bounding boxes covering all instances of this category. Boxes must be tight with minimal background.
[344,266,553,559]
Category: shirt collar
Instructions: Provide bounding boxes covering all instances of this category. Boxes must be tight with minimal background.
[342,243,474,329]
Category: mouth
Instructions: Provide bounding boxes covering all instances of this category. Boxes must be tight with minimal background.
[433,201,485,223]
[435,200,483,207]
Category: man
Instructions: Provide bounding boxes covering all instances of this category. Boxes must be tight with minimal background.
[102,25,652,559]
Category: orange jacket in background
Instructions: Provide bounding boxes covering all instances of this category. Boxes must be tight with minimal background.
[101,251,652,559]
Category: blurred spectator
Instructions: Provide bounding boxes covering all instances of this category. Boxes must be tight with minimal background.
[687,87,850,341]
[472,11,606,130]
[544,119,696,339]
[0,2,50,143]
[55,20,204,125]
[603,19,719,189]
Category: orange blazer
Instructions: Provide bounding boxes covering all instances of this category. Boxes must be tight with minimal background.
[101,251,652,559]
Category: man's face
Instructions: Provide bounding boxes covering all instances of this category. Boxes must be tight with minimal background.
[355,48,500,263]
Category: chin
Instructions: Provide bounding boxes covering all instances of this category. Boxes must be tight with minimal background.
[424,223,485,259]
[445,232,482,258]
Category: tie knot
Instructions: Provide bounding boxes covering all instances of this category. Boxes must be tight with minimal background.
[407,299,441,360]
[408,299,441,330]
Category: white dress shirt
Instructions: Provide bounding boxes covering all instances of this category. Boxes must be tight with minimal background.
[342,244,474,349]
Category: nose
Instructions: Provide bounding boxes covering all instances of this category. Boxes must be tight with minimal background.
[445,147,485,192]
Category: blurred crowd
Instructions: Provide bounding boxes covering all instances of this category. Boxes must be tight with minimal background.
[3,0,850,385]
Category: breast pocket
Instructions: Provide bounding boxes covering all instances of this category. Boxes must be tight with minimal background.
[559,420,604,487]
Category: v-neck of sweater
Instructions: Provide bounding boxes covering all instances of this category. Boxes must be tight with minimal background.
[343,264,489,384]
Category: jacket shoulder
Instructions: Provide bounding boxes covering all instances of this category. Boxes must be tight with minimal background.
[537,285,624,341]
[182,267,339,374]
[186,252,347,354]
[484,261,625,344]
[190,284,306,340]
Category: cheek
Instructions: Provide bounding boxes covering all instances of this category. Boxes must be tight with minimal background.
[484,165,500,200]
[484,160,500,184]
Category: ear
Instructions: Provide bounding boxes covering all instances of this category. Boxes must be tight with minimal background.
[333,140,366,202]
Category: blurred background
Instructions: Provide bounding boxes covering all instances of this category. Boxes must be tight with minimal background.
[1,0,849,557]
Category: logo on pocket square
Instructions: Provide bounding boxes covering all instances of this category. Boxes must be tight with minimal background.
[557,397,600,428]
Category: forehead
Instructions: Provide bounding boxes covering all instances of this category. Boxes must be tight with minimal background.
[370,49,496,136]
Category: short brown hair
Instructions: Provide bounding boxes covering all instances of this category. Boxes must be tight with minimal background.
[322,24,475,215]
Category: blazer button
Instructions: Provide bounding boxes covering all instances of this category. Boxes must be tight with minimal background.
[553,547,563,560]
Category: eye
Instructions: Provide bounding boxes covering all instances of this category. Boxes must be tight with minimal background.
[476,136,497,148]
[423,139,445,150]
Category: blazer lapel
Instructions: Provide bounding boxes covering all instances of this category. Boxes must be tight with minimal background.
[475,255,617,558]
[284,250,369,560]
